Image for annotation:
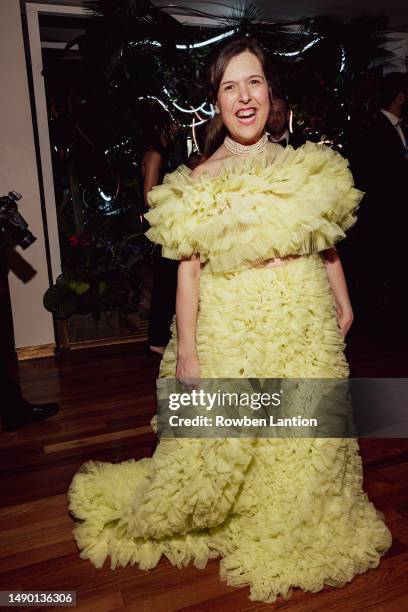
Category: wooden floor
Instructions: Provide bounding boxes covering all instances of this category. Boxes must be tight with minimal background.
[1,327,408,611]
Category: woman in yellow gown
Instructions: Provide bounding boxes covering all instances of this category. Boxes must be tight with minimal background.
[68,38,392,603]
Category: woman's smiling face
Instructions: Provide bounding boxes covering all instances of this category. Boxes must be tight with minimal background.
[217,50,270,146]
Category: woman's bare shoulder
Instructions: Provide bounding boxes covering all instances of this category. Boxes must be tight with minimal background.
[189,149,229,181]
[189,160,212,181]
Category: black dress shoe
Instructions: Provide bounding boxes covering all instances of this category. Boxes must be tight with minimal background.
[1,401,60,431]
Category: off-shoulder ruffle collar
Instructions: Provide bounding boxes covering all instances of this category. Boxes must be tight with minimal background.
[164,141,340,187]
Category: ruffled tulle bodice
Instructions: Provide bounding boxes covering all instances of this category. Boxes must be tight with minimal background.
[145,142,363,272]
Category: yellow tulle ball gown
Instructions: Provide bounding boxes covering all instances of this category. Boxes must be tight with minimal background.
[68,142,392,603]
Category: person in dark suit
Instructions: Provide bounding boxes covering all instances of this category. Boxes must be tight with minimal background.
[267,97,306,149]
[354,73,407,197]
[349,72,408,330]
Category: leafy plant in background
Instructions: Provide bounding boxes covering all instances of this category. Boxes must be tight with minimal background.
[43,208,146,321]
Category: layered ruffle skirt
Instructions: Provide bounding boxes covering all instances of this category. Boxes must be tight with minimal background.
[68,255,392,602]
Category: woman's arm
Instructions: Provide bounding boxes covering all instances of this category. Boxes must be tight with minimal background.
[175,255,201,382]
[143,150,162,208]
[322,247,354,338]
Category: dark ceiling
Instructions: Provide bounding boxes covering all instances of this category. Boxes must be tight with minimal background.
[26,0,408,29]
[153,0,408,29]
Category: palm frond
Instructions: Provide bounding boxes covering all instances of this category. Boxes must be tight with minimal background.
[224,1,261,28]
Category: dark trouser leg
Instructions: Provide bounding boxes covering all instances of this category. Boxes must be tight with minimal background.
[0,358,23,418]
[0,358,60,431]
[148,256,179,347]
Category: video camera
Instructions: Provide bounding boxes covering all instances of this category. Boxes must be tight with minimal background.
[0,191,36,249]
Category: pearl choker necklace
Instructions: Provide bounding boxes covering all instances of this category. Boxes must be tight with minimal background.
[224,133,268,156]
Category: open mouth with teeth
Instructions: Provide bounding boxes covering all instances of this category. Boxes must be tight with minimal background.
[235,108,257,124]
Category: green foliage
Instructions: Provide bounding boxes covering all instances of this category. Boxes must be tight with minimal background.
[43,217,146,320]
[43,276,80,319]
[65,278,90,295]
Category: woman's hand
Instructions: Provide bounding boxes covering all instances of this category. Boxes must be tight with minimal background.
[336,302,354,338]
[176,352,201,386]
[322,248,354,339]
